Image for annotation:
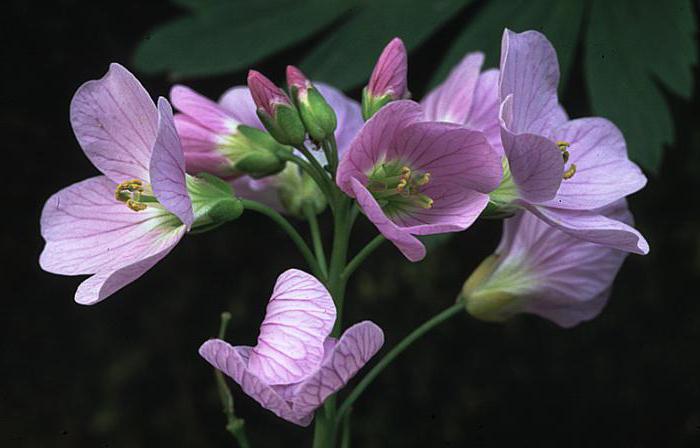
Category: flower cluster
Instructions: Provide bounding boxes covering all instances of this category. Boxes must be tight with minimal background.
[39,28,648,435]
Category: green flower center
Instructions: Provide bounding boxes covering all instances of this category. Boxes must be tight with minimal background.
[366,161,433,216]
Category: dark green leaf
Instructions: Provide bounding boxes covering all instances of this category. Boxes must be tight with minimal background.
[134,0,352,78]
[431,0,583,90]
[585,0,697,171]
[301,0,473,90]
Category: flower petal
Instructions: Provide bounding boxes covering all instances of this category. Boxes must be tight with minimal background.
[541,117,647,210]
[171,85,238,134]
[198,341,303,425]
[40,176,184,275]
[336,100,423,195]
[466,69,502,154]
[422,52,484,124]
[351,178,426,262]
[499,29,566,135]
[523,202,649,255]
[393,122,502,193]
[173,114,219,153]
[500,96,564,203]
[289,321,384,422]
[230,176,284,212]
[150,98,194,228]
[70,63,157,183]
[248,269,336,386]
[218,86,263,128]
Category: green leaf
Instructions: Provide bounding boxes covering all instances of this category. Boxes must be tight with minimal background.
[301,0,473,90]
[431,0,584,90]
[134,0,352,78]
[585,0,697,171]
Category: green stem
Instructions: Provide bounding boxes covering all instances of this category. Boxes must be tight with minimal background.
[279,152,333,204]
[340,411,351,448]
[215,312,251,448]
[341,235,385,282]
[241,199,322,279]
[305,203,328,280]
[335,302,464,425]
[294,144,335,203]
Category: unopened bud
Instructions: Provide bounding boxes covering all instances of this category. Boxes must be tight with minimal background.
[362,38,408,120]
[248,70,306,146]
[286,66,337,142]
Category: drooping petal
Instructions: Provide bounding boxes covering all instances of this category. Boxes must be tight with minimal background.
[466,69,502,154]
[422,52,484,124]
[495,207,628,327]
[248,269,336,385]
[70,63,157,183]
[351,178,426,262]
[170,85,238,134]
[316,83,363,155]
[288,321,384,421]
[500,96,564,203]
[198,341,303,425]
[218,86,263,128]
[541,117,647,210]
[499,29,566,135]
[523,202,649,255]
[74,242,183,305]
[336,100,423,195]
[150,98,194,228]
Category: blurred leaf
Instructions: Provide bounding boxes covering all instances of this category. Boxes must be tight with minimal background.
[431,0,583,90]
[301,0,473,90]
[585,0,697,171]
[135,0,352,78]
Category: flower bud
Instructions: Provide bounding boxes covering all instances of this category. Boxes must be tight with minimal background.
[187,173,244,233]
[248,70,306,146]
[286,66,337,142]
[461,255,523,322]
[362,38,408,120]
[277,165,327,218]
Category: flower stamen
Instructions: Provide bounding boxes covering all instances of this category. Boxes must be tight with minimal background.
[115,179,151,211]
[367,162,434,212]
[556,141,576,180]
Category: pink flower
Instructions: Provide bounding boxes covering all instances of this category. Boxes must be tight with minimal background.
[40,64,194,305]
[495,30,648,254]
[362,37,408,119]
[337,101,503,261]
[171,84,287,178]
[422,52,501,153]
[463,201,632,327]
[199,269,384,426]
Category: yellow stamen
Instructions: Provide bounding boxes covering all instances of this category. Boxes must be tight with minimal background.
[563,163,577,180]
[556,141,571,163]
[126,199,148,211]
[115,179,148,211]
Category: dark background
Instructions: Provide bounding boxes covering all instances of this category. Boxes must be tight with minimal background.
[3,1,700,447]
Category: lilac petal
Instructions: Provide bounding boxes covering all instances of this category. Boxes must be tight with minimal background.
[351,178,426,262]
[500,96,564,203]
[466,69,502,154]
[422,52,484,124]
[230,176,284,212]
[367,37,408,99]
[248,269,336,385]
[39,176,185,304]
[198,341,303,425]
[150,98,194,228]
[170,85,238,134]
[316,83,363,155]
[541,118,647,210]
[74,243,182,305]
[523,203,649,255]
[174,114,219,153]
[289,321,385,421]
[336,100,423,195]
[499,29,566,135]
[218,86,264,128]
[392,122,502,193]
[498,208,628,327]
[70,63,157,183]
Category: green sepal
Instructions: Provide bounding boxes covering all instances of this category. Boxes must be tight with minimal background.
[187,173,244,232]
[232,126,289,178]
[297,87,337,142]
[361,87,394,121]
[257,104,306,147]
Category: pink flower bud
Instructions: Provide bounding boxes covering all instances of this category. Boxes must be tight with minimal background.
[367,37,408,100]
[247,70,292,117]
[286,65,311,96]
